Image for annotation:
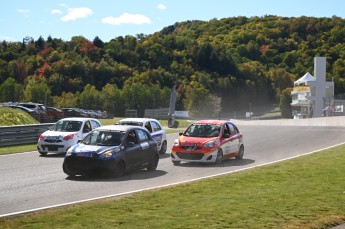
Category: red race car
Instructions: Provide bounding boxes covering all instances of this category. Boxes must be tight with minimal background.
[171,120,244,165]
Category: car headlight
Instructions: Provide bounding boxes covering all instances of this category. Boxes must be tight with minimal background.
[99,151,113,159]
[173,139,179,146]
[66,148,73,156]
[204,140,216,148]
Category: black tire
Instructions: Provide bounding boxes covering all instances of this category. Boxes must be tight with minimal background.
[215,149,223,165]
[39,151,48,156]
[62,163,76,177]
[115,160,126,177]
[173,161,181,166]
[173,121,179,128]
[159,140,167,154]
[168,118,173,128]
[147,153,159,171]
[235,145,244,160]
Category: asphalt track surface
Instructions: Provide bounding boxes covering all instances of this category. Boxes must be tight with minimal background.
[1,125,345,217]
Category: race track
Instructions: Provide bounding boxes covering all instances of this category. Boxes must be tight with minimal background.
[1,124,345,217]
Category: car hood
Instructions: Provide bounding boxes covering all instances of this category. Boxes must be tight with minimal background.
[43,130,79,137]
[68,144,120,156]
[178,135,217,145]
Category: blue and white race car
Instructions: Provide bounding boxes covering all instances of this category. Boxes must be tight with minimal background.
[115,118,167,154]
[62,125,159,177]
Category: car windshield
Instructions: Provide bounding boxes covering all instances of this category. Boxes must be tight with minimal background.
[184,124,221,137]
[50,120,82,132]
[116,121,143,126]
[81,130,125,146]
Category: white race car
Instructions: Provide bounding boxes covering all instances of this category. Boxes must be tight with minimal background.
[116,118,167,154]
[37,117,102,156]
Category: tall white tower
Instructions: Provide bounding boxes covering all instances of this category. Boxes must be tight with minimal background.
[308,57,334,117]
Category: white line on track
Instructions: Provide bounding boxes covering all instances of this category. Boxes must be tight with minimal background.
[1,141,345,218]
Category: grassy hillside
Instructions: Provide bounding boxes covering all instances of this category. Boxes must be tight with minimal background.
[0,107,39,126]
[2,16,345,117]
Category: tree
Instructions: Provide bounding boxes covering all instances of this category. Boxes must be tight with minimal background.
[122,83,147,117]
[7,60,27,83]
[22,76,51,104]
[0,77,23,102]
[268,68,295,102]
[279,88,293,118]
[53,92,78,108]
[183,82,221,118]
[100,83,124,116]
[78,84,101,110]
[93,36,104,48]
[35,36,45,52]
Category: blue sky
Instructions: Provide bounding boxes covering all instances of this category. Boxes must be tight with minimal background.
[1,0,345,42]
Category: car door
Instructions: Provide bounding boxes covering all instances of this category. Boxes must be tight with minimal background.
[81,121,92,139]
[149,121,164,149]
[227,123,240,154]
[136,129,156,165]
[220,124,232,156]
[90,120,101,129]
[123,129,142,168]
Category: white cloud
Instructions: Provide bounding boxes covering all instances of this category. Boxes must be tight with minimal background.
[102,13,152,25]
[18,9,31,13]
[157,4,167,10]
[61,7,93,22]
[51,9,63,15]
[59,4,68,8]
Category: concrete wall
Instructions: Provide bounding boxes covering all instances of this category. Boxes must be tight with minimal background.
[232,116,345,127]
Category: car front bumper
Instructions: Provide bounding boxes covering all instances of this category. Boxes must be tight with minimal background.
[171,149,218,163]
[37,143,71,154]
[63,155,118,176]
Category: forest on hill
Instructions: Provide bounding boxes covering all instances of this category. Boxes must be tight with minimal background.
[0,15,345,118]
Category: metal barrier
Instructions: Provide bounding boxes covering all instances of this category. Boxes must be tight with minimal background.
[125,109,137,118]
[0,124,53,147]
[144,108,170,119]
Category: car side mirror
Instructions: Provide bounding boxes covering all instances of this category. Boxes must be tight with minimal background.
[179,132,183,136]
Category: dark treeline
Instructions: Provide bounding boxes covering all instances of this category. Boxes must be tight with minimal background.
[1,15,345,118]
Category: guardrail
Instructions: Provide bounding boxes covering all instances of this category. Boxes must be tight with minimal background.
[0,124,53,147]
[144,108,170,119]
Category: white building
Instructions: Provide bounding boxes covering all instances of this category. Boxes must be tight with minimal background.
[291,57,334,118]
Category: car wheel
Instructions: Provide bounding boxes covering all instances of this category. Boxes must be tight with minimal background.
[215,149,223,164]
[147,153,159,171]
[115,160,126,177]
[173,161,181,166]
[235,145,244,160]
[62,163,76,177]
[159,140,167,154]
[39,151,48,156]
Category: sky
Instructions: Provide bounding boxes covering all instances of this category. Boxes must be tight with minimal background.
[1,0,345,43]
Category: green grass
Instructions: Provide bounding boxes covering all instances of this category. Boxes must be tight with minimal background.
[1,145,345,228]
[0,107,39,126]
[0,144,37,155]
